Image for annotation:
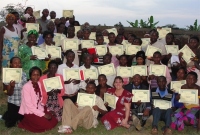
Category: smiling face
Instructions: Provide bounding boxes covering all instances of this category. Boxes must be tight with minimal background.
[66,52,75,63]
[108,34,116,43]
[132,74,142,86]
[186,74,197,87]
[114,78,124,89]
[42,9,49,18]
[6,16,15,25]
[150,31,158,44]
[28,34,37,45]
[176,69,186,80]
[98,75,107,87]
[96,36,104,45]
[189,39,199,50]
[86,83,96,94]
[48,63,58,75]
[84,55,92,67]
[26,7,33,16]
[10,57,21,68]
[44,34,53,45]
[136,57,144,65]
[30,70,41,83]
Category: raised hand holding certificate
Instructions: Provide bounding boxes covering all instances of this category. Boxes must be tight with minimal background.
[31,46,47,59]
[89,32,96,40]
[178,45,195,63]
[154,99,172,109]
[26,23,39,32]
[141,38,150,46]
[95,45,107,56]
[63,10,73,18]
[106,28,118,36]
[63,68,80,81]
[33,10,40,19]
[165,45,179,55]
[109,45,124,56]
[149,65,166,76]
[117,67,132,77]
[145,45,162,57]
[132,65,147,76]
[126,45,141,55]
[170,80,186,92]
[98,63,116,76]
[63,39,79,51]
[82,68,98,80]
[3,68,22,83]
[46,46,61,59]
[179,89,199,104]
[43,76,63,92]
[132,90,150,102]
[157,28,171,38]
[77,93,96,107]
[104,93,117,109]
[81,40,94,48]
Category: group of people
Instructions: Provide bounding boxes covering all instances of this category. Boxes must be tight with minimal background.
[0,7,200,135]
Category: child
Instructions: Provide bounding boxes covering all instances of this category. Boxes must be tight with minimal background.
[77,30,83,40]
[117,55,129,85]
[58,82,107,133]
[57,50,80,103]
[133,37,142,45]
[115,34,123,44]
[2,57,27,128]
[151,76,174,135]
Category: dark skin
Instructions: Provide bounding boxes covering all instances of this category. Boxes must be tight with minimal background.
[165,34,174,45]
[50,11,56,19]
[119,56,127,67]
[67,27,75,38]
[27,34,38,60]
[133,39,142,45]
[96,36,104,45]
[117,27,124,35]
[83,56,95,83]
[108,34,116,45]
[83,30,90,40]
[25,7,33,16]
[103,55,111,65]
[98,76,108,99]
[41,9,49,21]
[116,35,123,44]
[57,24,65,34]
[77,30,83,39]
[102,30,108,36]
[176,69,186,81]
[128,36,134,44]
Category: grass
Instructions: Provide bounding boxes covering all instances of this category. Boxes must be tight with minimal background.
[0,82,199,135]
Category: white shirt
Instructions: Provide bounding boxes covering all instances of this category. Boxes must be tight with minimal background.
[13,23,23,38]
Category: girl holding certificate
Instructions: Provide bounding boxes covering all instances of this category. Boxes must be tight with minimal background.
[101,76,133,130]
[18,66,58,133]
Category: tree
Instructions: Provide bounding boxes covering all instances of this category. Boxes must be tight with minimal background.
[186,19,200,31]
[127,20,139,28]
[163,24,178,28]
[114,22,123,27]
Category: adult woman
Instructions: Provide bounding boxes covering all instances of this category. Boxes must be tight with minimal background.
[0,14,20,67]
[39,60,65,121]
[18,66,58,133]
[101,76,133,130]
[18,30,45,79]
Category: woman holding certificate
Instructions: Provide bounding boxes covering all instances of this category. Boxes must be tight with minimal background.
[18,66,58,133]
[101,76,133,130]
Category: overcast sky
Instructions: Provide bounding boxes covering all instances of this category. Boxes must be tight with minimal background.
[1,0,200,28]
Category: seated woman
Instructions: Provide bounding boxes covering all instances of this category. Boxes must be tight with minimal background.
[18,66,58,133]
[101,76,133,130]
[39,60,65,121]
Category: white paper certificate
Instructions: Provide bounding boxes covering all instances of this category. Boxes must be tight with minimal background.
[154,99,172,110]
[77,93,96,107]
[81,40,94,48]
[31,46,47,59]
[145,45,162,57]
[98,63,116,76]
[3,68,22,83]
[132,65,147,76]
[104,93,117,109]
[179,89,199,104]
[95,45,107,56]
[63,39,79,51]
[106,28,118,35]
[117,67,132,77]
[125,45,141,55]
[82,68,98,80]
[149,65,166,76]
[132,90,150,102]
[75,26,81,35]
[43,76,63,92]
[46,46,61,59]
[122,40,129,45]
[33,10,40,19]
[104,36,109,44]
[141,38,150,46]
[26,23,39,32]
[178,45,195,63]
[54,33,66,46]
[63,10,73,18]
[157,28,172,38]
[63,68,80,81]
[109,45,124,56]
[89,32,96,40]
[165,45,179,55]
[170,80,186,92]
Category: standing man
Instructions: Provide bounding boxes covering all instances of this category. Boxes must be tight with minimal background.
[37,9,50,33]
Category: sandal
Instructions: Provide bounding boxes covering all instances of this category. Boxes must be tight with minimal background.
[151,128,158,135]
[58,125,73,134]
[163,128,172,135]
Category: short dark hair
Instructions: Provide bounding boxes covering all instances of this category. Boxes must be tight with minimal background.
[48,60,58,68]
[189,36,199,43]
[108,32,115,37]
[118,55,128,61]
[11,11,19,15]
[29,66,42,78]
[10,57,21,64]
[153,51,162,56]
[86,81,96,87]
[64,50,75,56]
[103,54,111,60]
[43,31,54,39]
[98,74,107,79]
[166,33,175,39]
[24,7,32,14]
[134,37,142,45]
[57,23,65,28]
[187,71,198,79]
[157,76,167,82]
[178,67,187,74]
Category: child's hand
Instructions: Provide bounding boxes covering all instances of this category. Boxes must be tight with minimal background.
[64,79,72,84]
[143,109,150,116]
[72,79,80,84]
[9,80,15,87]
[178,52,183,58]
[136,100,141,106]
[92,105,99,111]
[104,102,108,107]
[30,55,37,60]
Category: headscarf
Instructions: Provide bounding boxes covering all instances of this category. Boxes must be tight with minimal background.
[6,14,15,23]
[27,30,39,38]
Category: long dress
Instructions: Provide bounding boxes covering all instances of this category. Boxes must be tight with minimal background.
[2,26,20,67]
[18,44,45,79]
[101,88,133,130]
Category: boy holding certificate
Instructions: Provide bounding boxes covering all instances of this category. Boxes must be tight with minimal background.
[58,82,107,133]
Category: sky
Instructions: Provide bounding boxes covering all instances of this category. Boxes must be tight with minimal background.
[0,0,200,28]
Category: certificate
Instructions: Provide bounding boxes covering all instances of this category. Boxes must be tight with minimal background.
[106,28,118,35]
[109,45,124,56]
[81,40,94,48]
[82,68,98,80]
[63,10,73,18]
[154,99,172,110]
[125,45,141,55]
[26,23,39,32]
[63,68,80,81]
[3,68,22,83]
[104,36,109,44]
[170,80,186,92]
[54,33,66,46]
[31,46,47,59]
[122,40,129,45]
[51,19,55,22]
[46,46,61,59]
[77,93,96,107]
[132,90,150,102]
[89,32,96,40]
[141,38,150,46]
[98,63,116,76]
[63,39,79,51]
[95,45,107,56]
[157,28,171,38]
[178,45,195,63]
[43,76,63,92]
[179,89,199,104]
[75,26,81,35]
[104,93,117,109]
[117,66,132,77]
[165,45,179,55]
[33,10,40,19]
[149,65,166,76]
[132,65,147,76]
[145,45,162,57]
